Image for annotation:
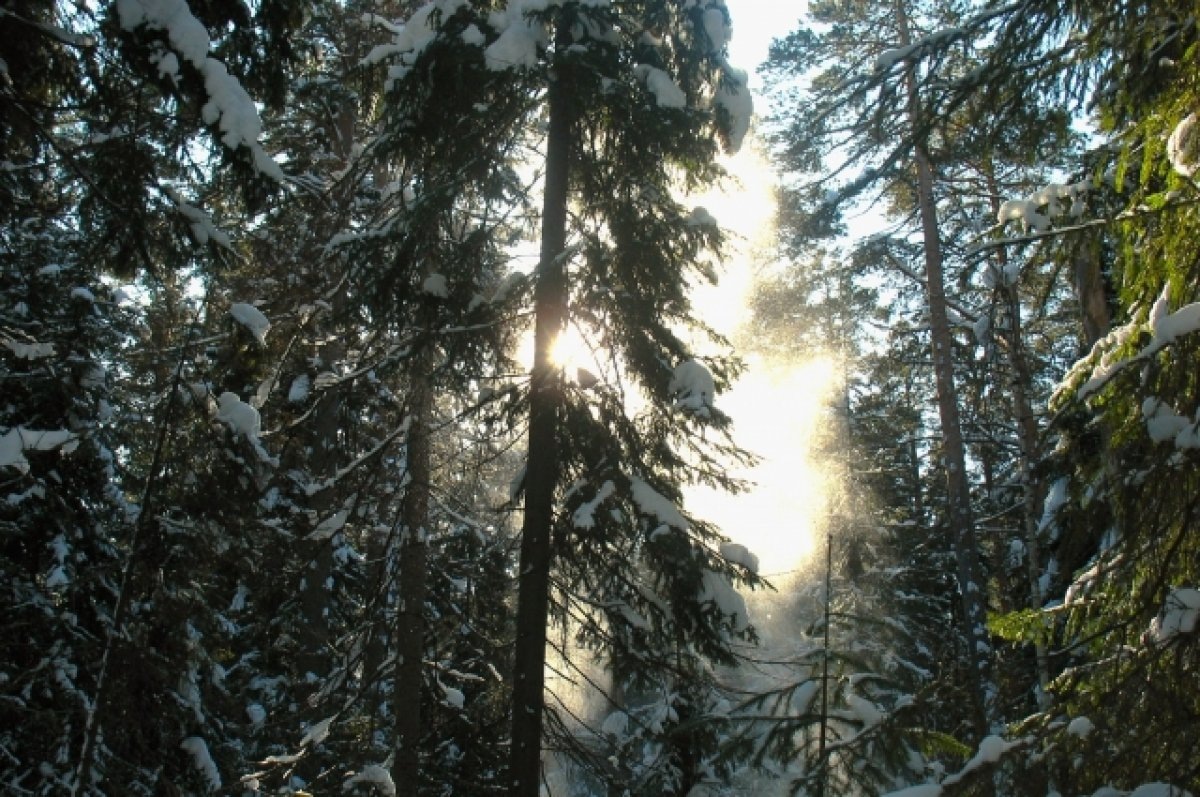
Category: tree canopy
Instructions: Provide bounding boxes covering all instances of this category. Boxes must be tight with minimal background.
[3,1,1200,796]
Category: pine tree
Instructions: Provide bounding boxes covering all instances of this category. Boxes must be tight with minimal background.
[763,0,1004,751]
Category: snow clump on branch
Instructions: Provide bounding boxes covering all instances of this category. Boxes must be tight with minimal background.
[635,64,687,108]
[216,392,261,439]
[229,302,270,346]
[179,736,221,791]
[701,6,731,51]
[996,181,1088,236]
[719,541,759,574]
[344,765,397,796]
[1148,587,1200,644]
[484,0,554,71]
[116,0,284,179]
[1168,112,1200,178]
[0,428,78,474]
[165,187,232,247]
[362,1,465,86]
[715,67,752,153]
[669,359,716,417]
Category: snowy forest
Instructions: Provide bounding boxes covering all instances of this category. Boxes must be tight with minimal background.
[2,0,1199,795]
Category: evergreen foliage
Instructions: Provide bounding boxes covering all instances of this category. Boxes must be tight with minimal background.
[763,0,1200,794]
[5,0,1200,795]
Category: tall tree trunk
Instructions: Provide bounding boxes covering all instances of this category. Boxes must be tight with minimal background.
[896,0,994,743]
[984,173,1053,710]
[1002,285,1052,697]
[393,347,433,794]
[509,22,572,797]
[297,336,344,685]
[299,94,356,694]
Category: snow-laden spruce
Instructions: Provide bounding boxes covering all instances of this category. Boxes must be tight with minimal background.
[0,427,78,474]
[117,0,284,179]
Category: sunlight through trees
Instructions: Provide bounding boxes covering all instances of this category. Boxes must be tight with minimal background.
[2,1,1200,796]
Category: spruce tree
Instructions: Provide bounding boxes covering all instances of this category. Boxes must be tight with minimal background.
[0,1,345,791]
[363,2,767,794]
[975,1,1200,794]
[735,242,976,793]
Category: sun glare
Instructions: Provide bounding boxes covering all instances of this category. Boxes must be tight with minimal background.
[548,325,591,372]
[676,128,845,591]
[687,145,779,343]
[687,356,841,582]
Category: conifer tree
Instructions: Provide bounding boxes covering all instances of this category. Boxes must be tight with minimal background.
[359,2,765,794]
[737,243,974,793]
[763,0,1003,748]
[761,0,1200,792]
[0,2,345,792]
[970,1,1200,794]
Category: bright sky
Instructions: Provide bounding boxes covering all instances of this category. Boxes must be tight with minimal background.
[685,0,837,600]
[547,0,830,589]
[726,0,808,85]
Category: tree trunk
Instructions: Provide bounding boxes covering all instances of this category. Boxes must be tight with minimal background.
[509,21,572,797]
[1073,238,1110,349]
[393,348,433,795]
[1003,285,1052,698]
[896,0,994,743]
[984,172,1053,710]
[297,340,343,684]
[997,268,1062,795]
[299,93,357,692]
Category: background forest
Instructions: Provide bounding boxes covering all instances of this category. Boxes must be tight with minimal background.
[1,1,1198,796]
